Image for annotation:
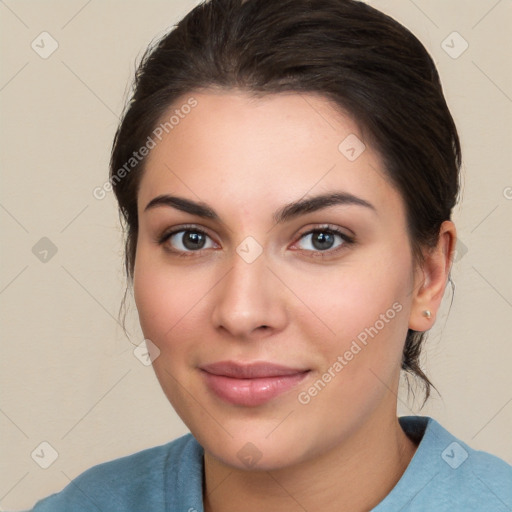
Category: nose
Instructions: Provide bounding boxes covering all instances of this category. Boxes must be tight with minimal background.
[210,250,288,340]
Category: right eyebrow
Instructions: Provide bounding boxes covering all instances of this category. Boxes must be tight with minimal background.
[144,195,219,220]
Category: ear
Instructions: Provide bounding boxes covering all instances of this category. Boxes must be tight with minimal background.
[409,220,457,331]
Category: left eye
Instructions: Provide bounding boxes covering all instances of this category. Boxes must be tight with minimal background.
[296,229,349,252]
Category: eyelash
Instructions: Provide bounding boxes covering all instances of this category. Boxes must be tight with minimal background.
[157,224,355,259]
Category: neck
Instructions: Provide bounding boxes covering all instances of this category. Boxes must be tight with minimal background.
[203,410,418,512]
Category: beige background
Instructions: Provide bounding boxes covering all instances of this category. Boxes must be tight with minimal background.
[1,0,511,510]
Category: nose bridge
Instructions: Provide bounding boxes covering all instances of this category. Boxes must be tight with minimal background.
[211,248,287,337]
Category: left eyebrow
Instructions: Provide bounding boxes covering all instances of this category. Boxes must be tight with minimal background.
[143,191,376,223]
[273,192,376,224]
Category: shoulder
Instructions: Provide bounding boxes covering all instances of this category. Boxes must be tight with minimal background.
[27,433,201,512]
[422,416,512,484]
[460,438,512,505]
[379,416,512,511]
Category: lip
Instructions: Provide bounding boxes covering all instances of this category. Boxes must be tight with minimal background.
[200,361,310,407]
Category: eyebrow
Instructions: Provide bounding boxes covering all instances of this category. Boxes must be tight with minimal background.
[144,191,376,224]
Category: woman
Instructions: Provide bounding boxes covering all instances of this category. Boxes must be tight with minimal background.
[28,0,512,510]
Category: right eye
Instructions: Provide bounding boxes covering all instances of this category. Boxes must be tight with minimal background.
[159,225,218,256]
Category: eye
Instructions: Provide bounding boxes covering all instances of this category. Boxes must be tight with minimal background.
[294,226,354,254]
[159,225,217,254]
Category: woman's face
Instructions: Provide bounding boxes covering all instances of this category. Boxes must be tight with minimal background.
[134,90,418,469]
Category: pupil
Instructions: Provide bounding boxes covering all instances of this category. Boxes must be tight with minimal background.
[184,232,205,250]
[313,231,334,250]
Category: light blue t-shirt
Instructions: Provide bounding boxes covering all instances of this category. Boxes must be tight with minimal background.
[25,416,512,511]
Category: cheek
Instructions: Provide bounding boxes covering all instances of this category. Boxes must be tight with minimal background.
[291,278,410,430]
[294,249,410,340]
[289,247,412,393]
[133,247,209,350]
[132,249,210,412]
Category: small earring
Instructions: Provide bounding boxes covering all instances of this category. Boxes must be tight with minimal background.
[422,310,432,319]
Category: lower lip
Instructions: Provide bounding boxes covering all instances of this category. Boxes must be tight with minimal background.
[201,371,310,407]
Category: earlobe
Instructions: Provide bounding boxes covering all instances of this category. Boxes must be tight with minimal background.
[408,221,456,331]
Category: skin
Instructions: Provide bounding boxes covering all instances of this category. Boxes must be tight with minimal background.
[133,90,456,511]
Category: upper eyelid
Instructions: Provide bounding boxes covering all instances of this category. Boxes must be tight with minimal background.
[162,223,349,236]
[159,224,213,242]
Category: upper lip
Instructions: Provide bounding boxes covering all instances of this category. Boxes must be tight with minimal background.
[200,361,309,379]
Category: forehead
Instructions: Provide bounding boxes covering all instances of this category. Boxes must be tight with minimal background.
[138,90,402,220]
[145,90,362,172]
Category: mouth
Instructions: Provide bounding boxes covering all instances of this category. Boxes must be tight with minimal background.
[199,361,311,407]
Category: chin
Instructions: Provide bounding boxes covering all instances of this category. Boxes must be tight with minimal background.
[202,432,311,472]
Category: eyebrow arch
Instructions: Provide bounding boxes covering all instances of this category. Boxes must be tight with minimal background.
[144,191,376,224]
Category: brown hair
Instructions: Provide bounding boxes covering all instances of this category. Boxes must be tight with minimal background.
[110,0,461,400]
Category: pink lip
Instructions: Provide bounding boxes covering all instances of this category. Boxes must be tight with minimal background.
[200,361,310,407]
